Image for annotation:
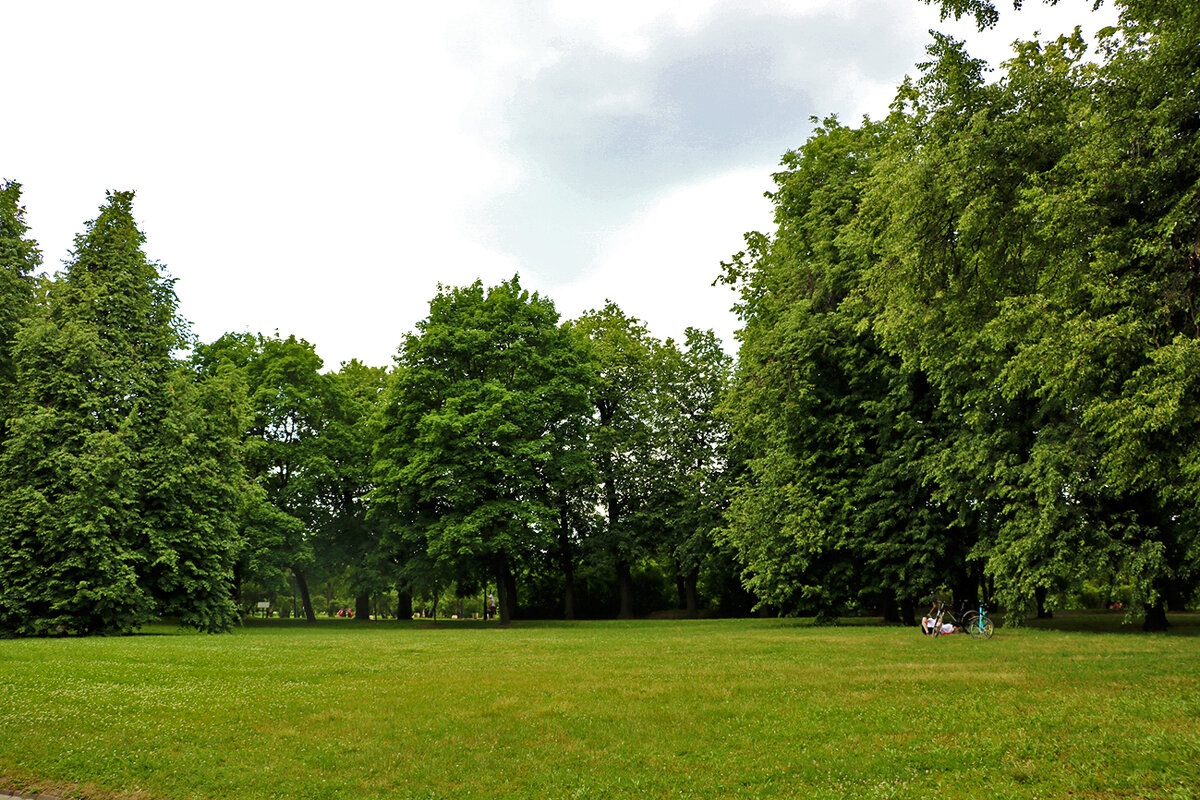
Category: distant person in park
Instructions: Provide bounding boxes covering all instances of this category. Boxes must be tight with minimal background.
[921,600,959,635]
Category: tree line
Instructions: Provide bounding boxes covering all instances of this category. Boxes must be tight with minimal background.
[2,0,1196,635]
[0,185,742,634]
[719,0,1200,630]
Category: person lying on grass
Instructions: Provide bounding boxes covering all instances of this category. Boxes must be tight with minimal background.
[921,617,959,635]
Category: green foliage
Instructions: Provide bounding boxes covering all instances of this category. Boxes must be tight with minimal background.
[136,368,246,632]
[570,303,665,618]
[0,192,239,635]
[309,359,390,599]
[649,328,733,613]
[0,181,39,437]
[920,0,1085,31]
[722,0,1200,625]
[373,277,591,622]
[720,115,963,617]
[194,332,337,622]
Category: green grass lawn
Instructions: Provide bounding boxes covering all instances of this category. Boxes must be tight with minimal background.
[1,615,1198,800]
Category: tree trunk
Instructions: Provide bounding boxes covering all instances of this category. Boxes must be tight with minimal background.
[558,513,576,620]
[396,584,413,619]
[503,562,518,621]
[599,440,632,620]
[882,590,901,624]
[684,568,699,618]
[1035,586,1053,619]
[562,563,576,621]
[232,562,244,616]
[292,568,317,623]
[1166,577,1186,612]
[355,590,371,621]
[900,596,916,628]
[496,554,515,624]
[954,571,977,609]
[616,558,634,619]
[1143,597,1170,632]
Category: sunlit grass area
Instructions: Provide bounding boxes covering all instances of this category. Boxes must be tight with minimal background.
[2,617,1198,799]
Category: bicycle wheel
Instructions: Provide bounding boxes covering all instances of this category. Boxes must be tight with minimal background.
[960,611,978,635]
[969,617,994,640]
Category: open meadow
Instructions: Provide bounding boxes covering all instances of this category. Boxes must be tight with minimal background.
[1,616,1198,800]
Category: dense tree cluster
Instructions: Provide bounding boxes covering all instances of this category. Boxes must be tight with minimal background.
[2,0,1195,635]
[372,281,740,622]
[719,0,1200,629]
[0,187,739,634]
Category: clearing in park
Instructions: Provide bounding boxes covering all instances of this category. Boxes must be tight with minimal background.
[1,616,1198,800]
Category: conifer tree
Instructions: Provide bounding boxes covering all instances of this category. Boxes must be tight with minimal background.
[0,191,240,635]
[0,181,39,441]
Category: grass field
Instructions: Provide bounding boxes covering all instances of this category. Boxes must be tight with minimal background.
[1,615,1198,800]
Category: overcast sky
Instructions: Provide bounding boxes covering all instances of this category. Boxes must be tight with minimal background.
[3,0,1118,369]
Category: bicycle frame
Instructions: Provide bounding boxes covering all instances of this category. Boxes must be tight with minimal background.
[926,601,949,636]
[923,598,994,639]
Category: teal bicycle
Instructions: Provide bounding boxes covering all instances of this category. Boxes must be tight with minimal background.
[960,600,995,639]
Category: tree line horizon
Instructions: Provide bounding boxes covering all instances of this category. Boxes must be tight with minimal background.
[2,0,1197,635]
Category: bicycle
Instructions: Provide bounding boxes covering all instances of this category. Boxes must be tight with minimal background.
[960,600,995,640]
[921,598,993,639]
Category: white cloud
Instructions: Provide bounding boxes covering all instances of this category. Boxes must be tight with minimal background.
[548,167,776,353]
[3,0,1123,370]
[7,1,525,369]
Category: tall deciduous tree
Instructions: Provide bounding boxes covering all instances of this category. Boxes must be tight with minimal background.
[652,329,732,616]
[242,334,329,622]
[570,303,661,619]
[723,0,1200,628]
[532,323,597,619]
[190,332,300,611]
[373,277,590,623]
[310,359,389,620]
[719,116,961,620]
[861,7,1200,627]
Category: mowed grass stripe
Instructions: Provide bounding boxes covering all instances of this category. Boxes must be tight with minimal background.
[1,618,1198,799]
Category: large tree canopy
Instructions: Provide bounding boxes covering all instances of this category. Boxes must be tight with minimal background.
[5,0,1195,634]
[569,303,664,618]
[373,277,591,623]
[651,328,734,616]
[721,0,1200,627]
